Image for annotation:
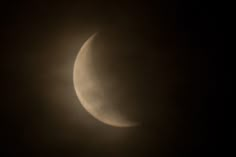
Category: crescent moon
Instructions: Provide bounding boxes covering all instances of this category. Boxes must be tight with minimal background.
[73,33,138,127]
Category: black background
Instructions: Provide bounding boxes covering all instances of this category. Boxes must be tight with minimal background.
[1,0,228,156]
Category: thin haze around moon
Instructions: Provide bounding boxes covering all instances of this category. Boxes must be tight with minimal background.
[73,33,138,127]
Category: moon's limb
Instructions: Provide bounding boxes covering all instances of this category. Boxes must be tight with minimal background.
[73,33,138,127]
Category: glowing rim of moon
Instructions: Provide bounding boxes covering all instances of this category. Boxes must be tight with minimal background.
[73,33,139,127]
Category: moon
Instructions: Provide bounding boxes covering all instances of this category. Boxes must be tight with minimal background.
[73,33,138,127]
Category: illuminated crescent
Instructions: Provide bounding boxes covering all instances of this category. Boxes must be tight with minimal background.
[73,33,138,127]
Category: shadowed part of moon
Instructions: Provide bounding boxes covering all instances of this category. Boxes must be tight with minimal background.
[73,33,138,127]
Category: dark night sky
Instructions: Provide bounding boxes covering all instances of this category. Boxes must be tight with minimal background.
[1,0,228,156]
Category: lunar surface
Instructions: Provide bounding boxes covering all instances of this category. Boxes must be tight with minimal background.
[73,33,139,127]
